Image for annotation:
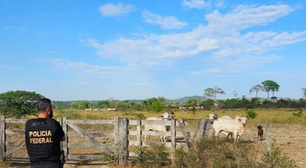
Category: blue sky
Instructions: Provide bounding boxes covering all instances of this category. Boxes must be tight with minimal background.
[1,0,306,101]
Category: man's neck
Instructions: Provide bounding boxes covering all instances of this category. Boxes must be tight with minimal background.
[38,112,48,118]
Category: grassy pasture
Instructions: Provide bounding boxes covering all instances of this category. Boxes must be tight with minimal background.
[53,108,306,124]
[3,108,306,167]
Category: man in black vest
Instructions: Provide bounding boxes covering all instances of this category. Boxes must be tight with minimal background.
[25,98,65,168]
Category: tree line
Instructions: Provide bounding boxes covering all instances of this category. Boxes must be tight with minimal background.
[0,81,306,118]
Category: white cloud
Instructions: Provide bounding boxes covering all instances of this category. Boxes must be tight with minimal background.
[51,59,125,77]
[214,31,306,58]
[50,59,156,88]
[215,0,224,8]
[221,55,280,73]
[206,5,294,31]
[182,0,208,9]
[194,55,280,76]
[197,38,218,51]
[99,3,133,17]
[142,10,188,29]
[85,4,305,74]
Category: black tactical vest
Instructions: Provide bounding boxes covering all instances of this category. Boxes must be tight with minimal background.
[25,118,60,159]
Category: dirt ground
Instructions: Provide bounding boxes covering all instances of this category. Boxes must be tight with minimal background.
[243,123,306,167]
[3,122,306,168]
[208,122,306,168]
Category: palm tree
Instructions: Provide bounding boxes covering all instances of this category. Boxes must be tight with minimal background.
[249,84,264,98]
[261,80,280,99]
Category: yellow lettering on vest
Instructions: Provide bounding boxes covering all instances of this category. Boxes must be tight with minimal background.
[29,137,53,144]
[33,131,37,137]
[46,137,52,143]
[29,131,33,137]
[47,131,52,136]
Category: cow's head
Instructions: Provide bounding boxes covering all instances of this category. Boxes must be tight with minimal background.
[208,113,218,120]
[240,117,248,126]
[161,112,170,119]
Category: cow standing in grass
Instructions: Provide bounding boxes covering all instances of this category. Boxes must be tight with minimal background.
[209,113,248,143]
[144,112,173,142]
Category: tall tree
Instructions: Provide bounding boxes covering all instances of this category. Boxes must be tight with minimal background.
[203,88,215,100]
[203,87,226,101]
[148,97,165,113]
[249,84,264,97]
[0,90,44,118]
[302,87,306,98]
[261,80,280,99]
[214,87,226,101]
[186,99,197,107]
[232,90,238,98]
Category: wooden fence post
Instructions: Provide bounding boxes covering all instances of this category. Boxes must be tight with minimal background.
[0,116,6,161]
[114,117,119,159]
[171,119,176,157]
[193,118,205,142]
[63,117,69,160]
[118,118,128,165]
[136,120,142,148]
[203,120,212,139]
[266,123,272,156]
[178,118,192,151]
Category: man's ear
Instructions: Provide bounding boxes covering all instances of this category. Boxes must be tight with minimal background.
[46,107,53,118]
[46,107,50,113]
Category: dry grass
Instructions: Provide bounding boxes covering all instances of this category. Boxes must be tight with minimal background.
[4,108,305,167]
[53,108,306,124]
[0,162,10,168]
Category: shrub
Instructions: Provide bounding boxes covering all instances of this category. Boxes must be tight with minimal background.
[293,110,303,118]
[100,152,117,164]
[136,143,171,167]
[174,139,255,168]
[246,109,258,119]
[173,139,299,168]
[260,148,298,168]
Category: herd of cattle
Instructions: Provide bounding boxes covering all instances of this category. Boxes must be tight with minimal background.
[144,112,264,143]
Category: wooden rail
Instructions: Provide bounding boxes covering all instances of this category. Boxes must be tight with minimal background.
[1,116,204,165]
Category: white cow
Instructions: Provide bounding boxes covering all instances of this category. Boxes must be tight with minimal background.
[208,113,218,120]
[144,112,173,142]
[212,115,248,142]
